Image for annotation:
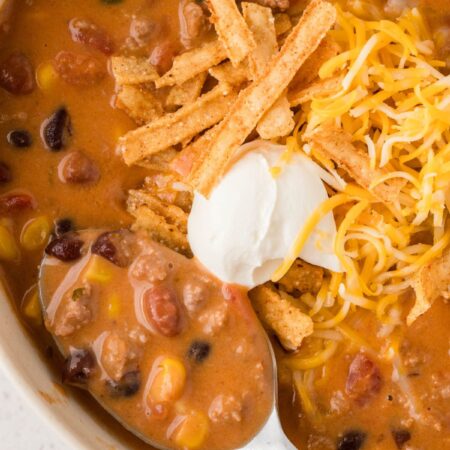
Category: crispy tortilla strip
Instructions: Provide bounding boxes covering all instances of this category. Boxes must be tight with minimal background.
[408,246,450,325]
[171,126,220,177]
[291,37,340,90]
[274,13,292,36]
[155,40,227,89]
[116,85,163,125]
[190,0,336,195]
[207,0,256,66]
[111,56,159,85]
[166,72,207,108]
[305,124,405,203]
[128,189,191,256]
[136,148,178,172]
[121,83,237,165]
[288,74,343,106]
[250,284,313,351]
[278,259,324,295]
[242,2,294,138]
[257,95,294,138]
[209,61,249,86]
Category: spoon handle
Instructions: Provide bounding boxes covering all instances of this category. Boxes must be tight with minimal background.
[240,407,296,450]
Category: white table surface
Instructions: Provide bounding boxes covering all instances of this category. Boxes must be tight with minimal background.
[0,368,69,450]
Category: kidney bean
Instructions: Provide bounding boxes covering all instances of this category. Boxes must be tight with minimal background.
[143,285,181,337]
[150,40,176,74]
[106,370,141,398]
[392,429,411,448]
[337,430,366,450]
[7,129,32,148]
[69,18,115,55]
[53,51,106,87]
[58,151,99,184]
[0,192,35,213]
[62,348,95,386]
[187,340,210,363]
[0,51,35,95]
[345,353,383,406]
[45,234,84,261]
[91,230,134,267]
[41,107,71,151]
[54,218,74,236]
[0,162,11,184]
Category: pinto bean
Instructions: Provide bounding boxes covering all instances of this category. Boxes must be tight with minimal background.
[53,51,106,87]
[179,0,207,48]
[345,353,382,406]
[0,51,35,95]
[143,285,181,337]
[129,16,165,48]
[150,40,176,74]
[0,162,11,184]
[58,151,99,184]
[62,348,95,386]
[0,192,35,213]
[69,18,115,55]
[45,234,84,261]
[41,107,71,151]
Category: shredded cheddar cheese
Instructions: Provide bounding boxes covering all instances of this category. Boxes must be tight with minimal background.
[281,4,450,396]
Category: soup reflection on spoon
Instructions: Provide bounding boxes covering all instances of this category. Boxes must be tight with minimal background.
[39,229,292,450]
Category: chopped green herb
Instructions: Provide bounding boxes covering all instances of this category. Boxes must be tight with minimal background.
[72,288,85,301]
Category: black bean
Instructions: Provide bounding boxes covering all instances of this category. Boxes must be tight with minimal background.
[392,429,411,449]
[0,162,11,183]
[187,340,210,363]
[7,129,32,148]
[62,348,95,386]
[45,235,83,261]
[337,431,366,450]
[106,371,140,398]
[91,232,118,264]
[41,107,71,151]
[54,218,74,236]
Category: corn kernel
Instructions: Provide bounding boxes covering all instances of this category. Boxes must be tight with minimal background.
[174,411,209,449]
[36,62,58,91]
[149,357,186,404]
[0,224,19,261]
[84,255,114,283]
[107,293,121,319]
[20,216,50,251]
[22,287,42,326]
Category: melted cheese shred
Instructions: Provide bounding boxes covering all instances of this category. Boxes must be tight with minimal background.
[280,4,450,411]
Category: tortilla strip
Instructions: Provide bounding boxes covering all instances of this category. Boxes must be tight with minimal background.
[111,56,159,85]
[136,148,178,172]
[207,0,256,66]
[250,284,314,351]
[305,124,405,203]
[274,13,292,36]
[291,37,340,90]
[171,126,220,177]
[128,189,191,256]
[209,61,249,86]
[121,83,237,165]
[278,259,324,296]
[408,245,450,325]
[116,85,163,125]
[288,74,344,106]
[155,40,227,89]
[166,72,207,108]
[242,3,294,138]
[190,0,336,195]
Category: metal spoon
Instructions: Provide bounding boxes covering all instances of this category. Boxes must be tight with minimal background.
[38,230,295,450]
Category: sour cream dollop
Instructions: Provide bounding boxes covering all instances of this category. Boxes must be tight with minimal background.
[188,141,342,288]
